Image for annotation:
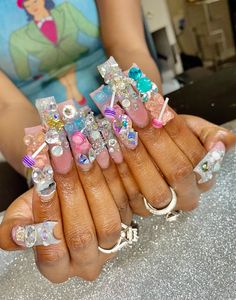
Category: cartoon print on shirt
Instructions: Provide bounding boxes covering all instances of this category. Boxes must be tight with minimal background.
[10,0,99,105]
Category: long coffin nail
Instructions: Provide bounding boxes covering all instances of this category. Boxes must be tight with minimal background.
[194,141,226,184]
[58,100,110,170]
[98,118,123,164]
[24,126,56,202]
[97,57,149,128]
[35,97,73,174]
[12,221,60,248]
[90,86,138,150]
[127,64,174,128]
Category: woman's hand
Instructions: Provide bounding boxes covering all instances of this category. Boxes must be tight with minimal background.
[116,114,236,216]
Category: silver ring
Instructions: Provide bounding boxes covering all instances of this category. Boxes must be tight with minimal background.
[143,187,177,216]
[98,222,139,254]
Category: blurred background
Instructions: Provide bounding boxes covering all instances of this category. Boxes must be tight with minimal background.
[142,0,236,123]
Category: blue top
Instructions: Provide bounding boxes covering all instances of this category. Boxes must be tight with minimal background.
[0,0,107,112]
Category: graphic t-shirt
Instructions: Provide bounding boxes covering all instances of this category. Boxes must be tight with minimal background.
[0,0,107,112]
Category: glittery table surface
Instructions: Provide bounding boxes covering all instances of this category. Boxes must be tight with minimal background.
[0,125,235,300]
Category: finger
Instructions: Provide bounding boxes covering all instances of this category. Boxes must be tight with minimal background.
[102,161,133,224]
[116,161,150,217]
[24,126,70,283]
[181,115,236,151]
[77,162,122,252]
[0,189,33,251]
[164,112,215,192]
[139,123,201,211]
[55,162,103,281]
[120,141,173,215]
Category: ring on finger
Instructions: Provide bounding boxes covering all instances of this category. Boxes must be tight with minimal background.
[143,187,180,220]
[98,222,139,254]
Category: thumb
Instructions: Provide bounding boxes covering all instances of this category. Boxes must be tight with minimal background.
[181,115,236,152]
[0,188,33,251]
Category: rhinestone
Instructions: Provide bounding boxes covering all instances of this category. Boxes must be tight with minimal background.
[43,165,54,180]
[78,154,90,165]
[128,67,142,81]
[51,145,63,157]
[91,131,101,140]
[15,227,25,243]
[212,151,221,160]
[122,99,131,109]
[137,77,152,93]
[45,129,60,144]
[213,162,221,172]
[63,105,76,120]
[48,102,57,112]
[32,168,44,183]
[108,139,117,147]
[25,225,37,248]
[88,148,96,162]
[201,162,209,172]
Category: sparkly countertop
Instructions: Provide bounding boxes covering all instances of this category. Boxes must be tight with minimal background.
[0,124,235,300]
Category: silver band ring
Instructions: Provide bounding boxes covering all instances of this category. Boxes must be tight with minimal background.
[143,187,177,216]
[98,222,139,254]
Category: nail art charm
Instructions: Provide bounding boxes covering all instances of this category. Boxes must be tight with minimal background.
[23,127,56,202]
[98,118,123,164]
[194,142,226,183]
[128,65,174,128]
[97,57,149,128]
[90,86,138,150]
[35,97,73,174]
[12,221,59,248]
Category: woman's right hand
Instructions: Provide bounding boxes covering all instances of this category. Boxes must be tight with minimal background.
[0,159,131,283]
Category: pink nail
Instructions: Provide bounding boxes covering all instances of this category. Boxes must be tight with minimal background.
[118,97,149,128]
[50,147,73,175]
[210,141,226,152]
[96,149,110,169]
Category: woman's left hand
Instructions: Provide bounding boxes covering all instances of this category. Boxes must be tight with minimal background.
[115,114,236,216]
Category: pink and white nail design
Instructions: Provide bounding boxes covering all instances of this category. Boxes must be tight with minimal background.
[194,141,226,184]
[90,86,138,150]
[35,97,73,175]
[97,57,149,128]
[98,118,123,164]
[24,126,56,202]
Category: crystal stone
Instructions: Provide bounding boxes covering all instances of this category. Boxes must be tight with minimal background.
[45,129,60,144]
[25,225,37,248]
[128,67,142,81]
[51,145,64,157]
[137,77,152,93]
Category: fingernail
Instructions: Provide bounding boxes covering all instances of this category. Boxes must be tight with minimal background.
[12,222,60,248]
[127,66,174,127]
[24,127,57,202]
[194,141,225,184]
[96,148,110,169]
[35,97,73,175]
[71,131,95,171]
[98,118,123,164]
[12,226,26,247]
[90,88,138,150]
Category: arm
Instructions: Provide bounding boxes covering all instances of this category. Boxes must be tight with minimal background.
[96,0,162,92]
[0,71,40,175]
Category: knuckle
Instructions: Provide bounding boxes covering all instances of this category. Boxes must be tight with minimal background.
[67,229,94,251]
[148,189,171,209]
[117,196,129,213]
[171,164,193,183]
[36,248,67,267]
[99,221,121,243]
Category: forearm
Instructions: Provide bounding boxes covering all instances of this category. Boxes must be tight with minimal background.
[0,72,40,175]
[107,48,162,93]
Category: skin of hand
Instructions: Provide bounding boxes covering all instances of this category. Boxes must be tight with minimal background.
[0,159,133,283]
[0,115,235,283]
